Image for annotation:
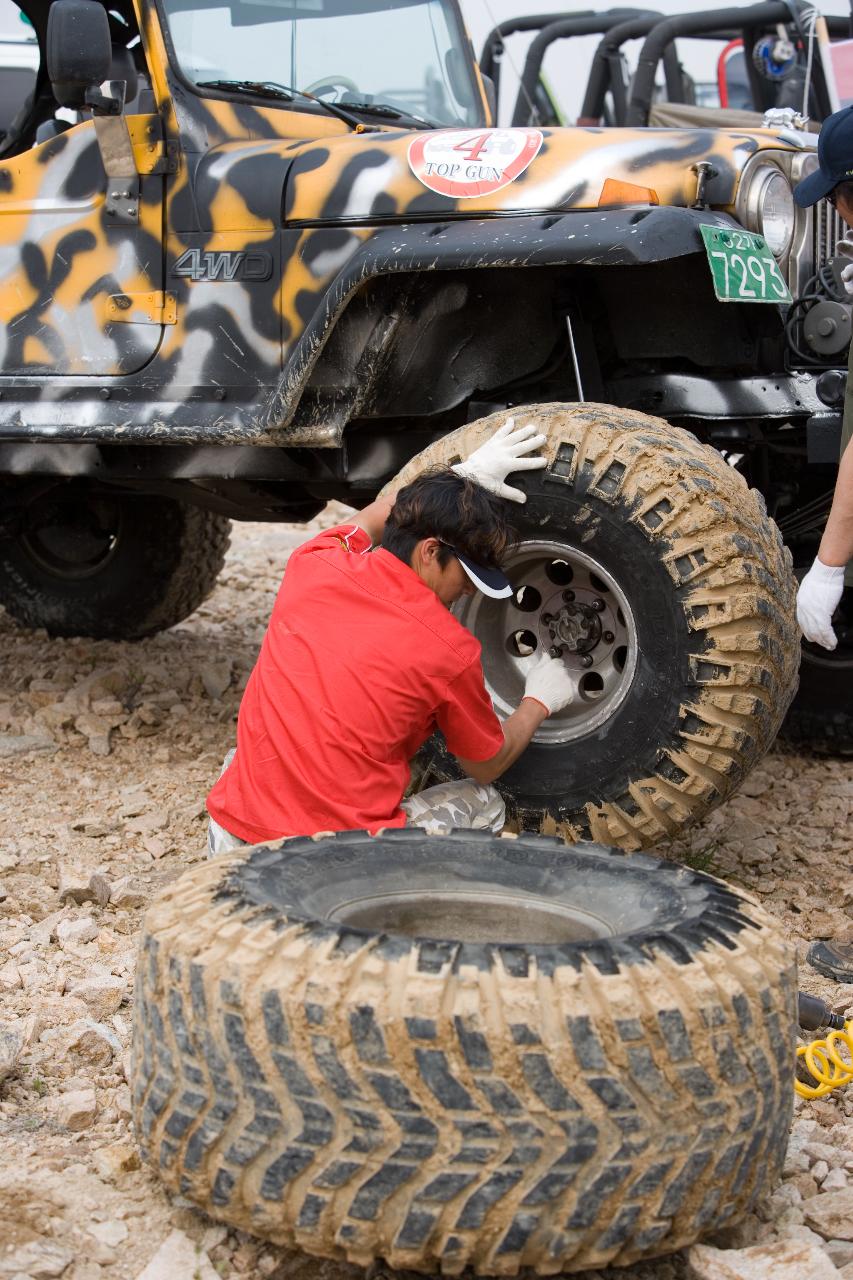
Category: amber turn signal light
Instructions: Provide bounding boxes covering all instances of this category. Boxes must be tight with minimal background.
[598,178,659,207]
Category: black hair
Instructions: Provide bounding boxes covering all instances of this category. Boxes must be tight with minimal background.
[830,179,853,206]
[381,469,515,571]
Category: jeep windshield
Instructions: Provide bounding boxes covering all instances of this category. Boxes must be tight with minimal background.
[160,0,483,127]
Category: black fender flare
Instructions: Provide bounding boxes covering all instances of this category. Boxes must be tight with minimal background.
[266,206,737,432]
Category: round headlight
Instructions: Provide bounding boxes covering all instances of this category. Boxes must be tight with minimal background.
[756,168,795,257]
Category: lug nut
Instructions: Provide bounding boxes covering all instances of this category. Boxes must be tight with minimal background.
[580,653,593,668]
[603,630,614,643]
[590,598,605,612]
[562,589,575,602]
[549,645,564,659]
[542,612,553,624]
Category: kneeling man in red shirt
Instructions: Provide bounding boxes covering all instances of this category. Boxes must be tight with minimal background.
[206,423,574,850]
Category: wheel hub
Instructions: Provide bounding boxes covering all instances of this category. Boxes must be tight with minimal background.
[20,487,121,580]
[454,539,638,745]
[545,598,603,656]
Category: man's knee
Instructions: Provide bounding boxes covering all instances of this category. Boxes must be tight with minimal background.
[207,815,248,857]
[207,749,245,856]
[472,783,505,833]
[402,778,505,834]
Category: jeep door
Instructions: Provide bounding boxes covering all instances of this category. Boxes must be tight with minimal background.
[0,0,165,377]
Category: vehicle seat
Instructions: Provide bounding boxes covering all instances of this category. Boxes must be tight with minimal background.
[35,117,72,144]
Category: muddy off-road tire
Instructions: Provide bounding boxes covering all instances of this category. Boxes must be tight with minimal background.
[0,484,230,640]
[133,829,796,1275]
[381,403,799,850]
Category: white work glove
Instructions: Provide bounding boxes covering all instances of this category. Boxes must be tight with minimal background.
[452,418,547,503]
[834,236,853,297]
[523,651,574,716]
[796,557,845,649]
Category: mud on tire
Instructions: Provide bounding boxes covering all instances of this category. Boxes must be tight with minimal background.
[133,829,796,1275]
[382,403,800,850]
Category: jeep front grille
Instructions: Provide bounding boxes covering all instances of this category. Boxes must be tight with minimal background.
[812,202,845,270]
[788,201,845,298]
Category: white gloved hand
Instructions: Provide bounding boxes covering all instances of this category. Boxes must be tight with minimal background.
[452,418,547,503]
[523,651,574,716]
[796,557,845,649]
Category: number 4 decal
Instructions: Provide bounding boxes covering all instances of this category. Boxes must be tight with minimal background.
[452,133,493,162]
[408,128,543,199]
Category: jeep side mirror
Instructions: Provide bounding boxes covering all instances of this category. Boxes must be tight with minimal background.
[47,0,112,109]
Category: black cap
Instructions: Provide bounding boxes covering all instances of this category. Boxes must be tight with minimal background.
[794,105,853,207]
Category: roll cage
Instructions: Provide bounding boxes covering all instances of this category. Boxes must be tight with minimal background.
[482,0,849,128]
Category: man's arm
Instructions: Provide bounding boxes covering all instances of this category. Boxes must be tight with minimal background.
[797,436,853,648]
[818,434,853,566]
[455,652,574,784]
[354,495,396,545]
[457,698,548,784]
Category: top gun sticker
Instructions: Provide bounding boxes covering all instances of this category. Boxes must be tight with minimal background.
[408,128,543,199]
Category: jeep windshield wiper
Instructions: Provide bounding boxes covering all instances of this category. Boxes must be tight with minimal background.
[341,101,436,129]
[196,80,378,133]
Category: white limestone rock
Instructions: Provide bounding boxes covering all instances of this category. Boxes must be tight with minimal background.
[48,1087,97,1131]
[66,975,125,1020]
[804,1188,853,1241]
[0,1237,73,1278]
[688,1238,841,1278]
[134,1230,219,1280]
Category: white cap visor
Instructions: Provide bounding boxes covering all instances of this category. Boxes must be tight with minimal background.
[455,550,513,599]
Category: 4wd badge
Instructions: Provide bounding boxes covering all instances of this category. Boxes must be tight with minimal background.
[172,249,273,282]
[408,129,543,199]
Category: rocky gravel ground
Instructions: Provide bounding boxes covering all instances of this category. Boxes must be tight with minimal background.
[0,506,852,1280]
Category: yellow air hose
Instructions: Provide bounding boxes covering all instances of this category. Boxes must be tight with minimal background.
[796,1021,853,1099]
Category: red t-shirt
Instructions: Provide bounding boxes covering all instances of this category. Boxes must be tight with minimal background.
[207,523,504,842]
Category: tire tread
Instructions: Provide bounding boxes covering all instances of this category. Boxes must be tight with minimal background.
[133,835,796,1274]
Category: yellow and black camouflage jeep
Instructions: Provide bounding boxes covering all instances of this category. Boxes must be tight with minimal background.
[0,0,847,842]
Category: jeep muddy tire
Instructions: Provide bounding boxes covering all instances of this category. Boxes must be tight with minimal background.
[382,403,800,850]
[0,485,230,640]
[133,828,796,1275]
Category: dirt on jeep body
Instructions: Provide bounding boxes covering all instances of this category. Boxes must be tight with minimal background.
[0,508,851,1280]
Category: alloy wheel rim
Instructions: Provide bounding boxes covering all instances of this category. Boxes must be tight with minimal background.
[454,538,639,744]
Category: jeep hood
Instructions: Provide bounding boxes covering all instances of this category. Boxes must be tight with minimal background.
[283,125,806,224]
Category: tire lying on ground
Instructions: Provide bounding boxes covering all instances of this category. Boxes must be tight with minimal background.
[0,482,230,640]
[133,829,796,1275]
[381,403,799,850]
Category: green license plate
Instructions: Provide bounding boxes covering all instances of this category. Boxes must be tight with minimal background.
[700,225,792,304]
